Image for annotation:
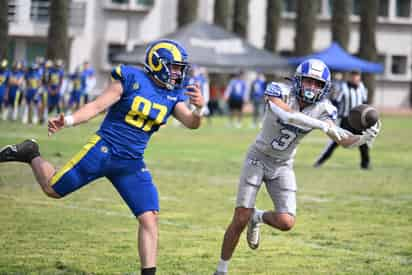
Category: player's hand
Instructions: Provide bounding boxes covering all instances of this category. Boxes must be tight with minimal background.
[362,120,381,147]
[185,84,204,109]
[325,125,351,141]
[48,113,65,136]
[365,120,381,138]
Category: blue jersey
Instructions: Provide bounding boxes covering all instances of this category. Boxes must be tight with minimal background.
[70,73,86,93]
[227,79,247,101]
[8,70,25,96]
[0,69,9,95]
[48,67,64,89]
[250,78,266,102]
[97,65,187,159]
[26,70,42,92]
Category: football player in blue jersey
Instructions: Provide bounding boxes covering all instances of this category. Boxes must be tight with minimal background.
[3,60,25,121]
[0,39,205,275]
[0,59,9,114]
[22,63,42,124]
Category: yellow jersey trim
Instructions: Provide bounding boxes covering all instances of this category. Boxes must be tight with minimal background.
[50,134,101,186]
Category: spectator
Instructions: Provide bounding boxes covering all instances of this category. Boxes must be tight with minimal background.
[224,71,248,128]
[249,72,266,127]
[82,61,96,104]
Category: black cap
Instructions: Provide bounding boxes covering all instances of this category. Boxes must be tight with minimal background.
[350,68,361,74]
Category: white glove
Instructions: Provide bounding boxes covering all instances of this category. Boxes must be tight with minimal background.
[348,120,381,148]
[322,124,351,141]
[363,120,381,147]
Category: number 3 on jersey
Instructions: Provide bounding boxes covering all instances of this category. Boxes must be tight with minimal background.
[271,128,297,151]
[125,96,167,132]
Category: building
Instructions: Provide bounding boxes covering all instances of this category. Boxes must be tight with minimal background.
[7,0,412,107]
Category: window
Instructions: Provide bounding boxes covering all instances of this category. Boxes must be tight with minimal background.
[378,0,389,17]
[391,55,407,75]
[281,0,321,15]
[396,0,411,17]
[352,0,361,15]
[8,0,17,22]
[282,0,296,13]
[111,0,153,5]
[136,0,153,5]
[30,0,50,22]
[108,44,126,64]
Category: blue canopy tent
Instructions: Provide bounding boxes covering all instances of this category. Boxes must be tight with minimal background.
[288,42,384,73]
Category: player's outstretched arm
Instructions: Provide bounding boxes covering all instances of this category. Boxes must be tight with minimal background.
[336,120,381,148]
[267,97,349,141]
[173,84,205,129]
[48,81,123,135]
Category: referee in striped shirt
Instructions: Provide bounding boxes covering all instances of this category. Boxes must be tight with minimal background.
[314,69,371,169]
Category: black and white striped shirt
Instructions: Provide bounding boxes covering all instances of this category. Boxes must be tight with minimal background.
[336,81,368,118]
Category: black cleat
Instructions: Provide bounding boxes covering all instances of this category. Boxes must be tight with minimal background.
[0,139,40,163]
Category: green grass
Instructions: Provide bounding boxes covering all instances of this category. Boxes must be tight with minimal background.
[0,115,411,274]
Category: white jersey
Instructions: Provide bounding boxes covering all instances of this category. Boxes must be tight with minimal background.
[252,82,337,161]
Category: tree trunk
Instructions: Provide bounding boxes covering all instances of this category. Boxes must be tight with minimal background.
[233,0,249,38]
[359,0,378,105]
[214,0,233,31]
[46,0,69,62]
[177,0,198,27]
[331,0,350,50]
[0,0,9,59]
[294,0,318,56]
[212,0,234,90]
[264,0,281,53]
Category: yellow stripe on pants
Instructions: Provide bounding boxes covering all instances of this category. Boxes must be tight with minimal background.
[50,134,101,186]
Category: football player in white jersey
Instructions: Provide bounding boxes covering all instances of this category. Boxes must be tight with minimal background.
[214,59,381,275]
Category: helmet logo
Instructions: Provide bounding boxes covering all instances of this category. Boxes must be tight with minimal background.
[147,42,183,72]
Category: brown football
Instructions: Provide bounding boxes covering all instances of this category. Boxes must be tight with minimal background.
[348,104,379,131]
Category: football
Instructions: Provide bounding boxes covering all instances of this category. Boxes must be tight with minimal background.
[348,104,379,131]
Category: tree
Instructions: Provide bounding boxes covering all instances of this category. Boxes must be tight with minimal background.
[294,0,318,56]
[331,0,350,50]
[46,0,69,62]
[0,0,9,59]
[264,0,282,53]
[359,0,378,104]
[211,0,234,91]
[214,0,233,31]
[233,0,249,38]
[177,0,198,27]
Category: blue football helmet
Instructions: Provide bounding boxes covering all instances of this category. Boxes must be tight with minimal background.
[144,39,189,90]
[293,59,331,104]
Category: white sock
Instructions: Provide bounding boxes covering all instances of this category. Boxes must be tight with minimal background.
[217,258,229,273]
[254,208,265,224]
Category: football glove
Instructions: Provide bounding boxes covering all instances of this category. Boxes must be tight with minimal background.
[363,120,381,147]
[348,120,381,148]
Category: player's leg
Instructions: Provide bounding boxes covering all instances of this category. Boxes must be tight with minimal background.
[107,159,159,274]
[246,164,297,249]
[0,134,105,198]
[260,167,297,231]
[215,157,264,274]
[137,211,158,274]
[313,139,339,167]
[359,144,370,169]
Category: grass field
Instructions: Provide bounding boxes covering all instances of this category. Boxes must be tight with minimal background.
[0,115,411,275]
